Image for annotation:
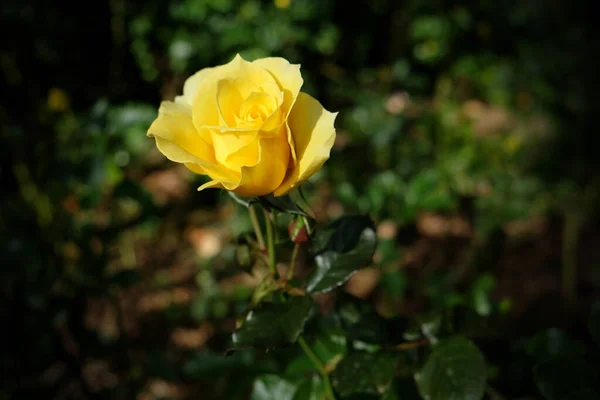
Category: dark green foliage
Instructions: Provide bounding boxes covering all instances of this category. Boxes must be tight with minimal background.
[251,375,297,400]
[529,321,600,400]
[307,215,377,293]
[534,357,600,400]
[233,295,313,350]
[2,0,600,398]
[331,351,398,397]
[415,337,487,400]
[229,192,309,216]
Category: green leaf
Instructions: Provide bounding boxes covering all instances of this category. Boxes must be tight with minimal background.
[534,357,600,400]
[287,329,347,377]
[228,192,257,208]
[337,294,391,345]
[526,329,585,364]
[286,354,316,376]
[232,295,312,350]
[469,273,495,316]
[590,302,600,348]
[293,375,325,400]
[419,314,443,345]
[251,275,279,306]
[415,337,487,400]
[228,192,308,216]
[306,215,377,293]
[381,387,400,400]
[331,351,398,397]
[182,350,256,379]
[257,194,308,216]
[251,375,297,400]
[312,328,347,368]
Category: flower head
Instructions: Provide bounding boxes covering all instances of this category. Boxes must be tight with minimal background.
[148,54,337,197]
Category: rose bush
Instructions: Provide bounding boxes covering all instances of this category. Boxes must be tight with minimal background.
[147,54,337,197]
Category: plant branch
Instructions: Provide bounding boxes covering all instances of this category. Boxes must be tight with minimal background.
[394,339,430,351]
[302,216,313,235]
[249,204,265,250]
[298,336,336,400]
[273,210,280,241]
[264,209,277,276]
[287,243,300,280]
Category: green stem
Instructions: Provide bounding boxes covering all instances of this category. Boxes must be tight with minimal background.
[249,205,265,250]
[287,243,300,281]
[298,336,336,400]
[302,216,313,235]
[395,339,430,351]
[273,211,280,241]
[264,209,277,276]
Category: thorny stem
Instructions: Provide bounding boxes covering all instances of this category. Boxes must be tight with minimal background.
[249,204,265,250]
[264,209,277,276]
[298,336,336,400]
[256,208,333,397]
[287,243,300,280]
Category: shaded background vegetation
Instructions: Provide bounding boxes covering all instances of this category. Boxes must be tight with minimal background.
[2,0,600,398]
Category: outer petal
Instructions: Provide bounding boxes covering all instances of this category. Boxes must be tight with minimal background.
[147,101,237,183]
[231,135,290,197]
[184,163,236,186]
[148,101,214,162]
[191,55,245,129]
[198,180,227,191]
[174,67,215,107]
[273,92,337,196]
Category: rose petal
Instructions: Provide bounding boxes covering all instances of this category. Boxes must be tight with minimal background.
[216,79,244,127]
[229,135,290,197]
[240,91,276,122]
[225,140,260,169]
[184,163,238,185]
[211,128,259,169]
[148,101,214,162]
[191,55,244,129]
[253,58,303,166]
[175,67,215,107]
[273,92,337,196]
[147,101,237,182]
[192,54,280,131]
[197,180,226,191]
[252,58,303,116]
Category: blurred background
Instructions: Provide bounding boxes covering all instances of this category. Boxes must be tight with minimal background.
[2,0,600,398]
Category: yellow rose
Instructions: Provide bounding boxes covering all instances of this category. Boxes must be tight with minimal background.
[147,54,337,197]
